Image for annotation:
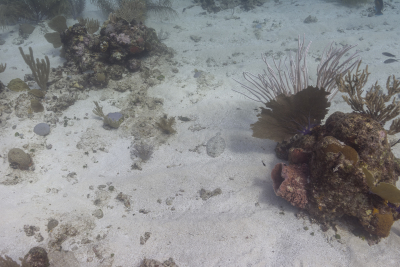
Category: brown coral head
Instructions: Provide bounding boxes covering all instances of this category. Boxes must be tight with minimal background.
[271,163,309,209]
[23,247,50,267]
[370,213,394,237]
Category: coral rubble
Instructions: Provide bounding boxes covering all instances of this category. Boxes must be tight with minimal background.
[60,15,171,87]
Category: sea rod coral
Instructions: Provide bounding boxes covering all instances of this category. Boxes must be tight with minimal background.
[234,35,360,142]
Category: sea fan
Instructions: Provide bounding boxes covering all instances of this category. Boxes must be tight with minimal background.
[251,86,330,142]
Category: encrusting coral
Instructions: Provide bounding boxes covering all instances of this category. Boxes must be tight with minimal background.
[271,162,309,209]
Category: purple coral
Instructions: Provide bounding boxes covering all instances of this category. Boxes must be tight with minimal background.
[73,43,85,56]
[83,37,90,46]
[117,33,130,45]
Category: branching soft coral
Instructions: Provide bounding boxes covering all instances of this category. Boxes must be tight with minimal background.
[336,61,400,134]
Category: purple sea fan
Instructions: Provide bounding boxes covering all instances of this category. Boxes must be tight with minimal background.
[117,33,131,45]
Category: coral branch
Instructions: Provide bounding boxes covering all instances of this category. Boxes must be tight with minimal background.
[336,62,400,131]
[233,35,360,103]
[19,47,50,90]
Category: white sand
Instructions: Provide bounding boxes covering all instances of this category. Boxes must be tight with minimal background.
[1,0,400,266]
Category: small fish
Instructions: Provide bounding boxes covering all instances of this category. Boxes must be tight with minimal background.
[382,52,396,57]
[384,59,398,64]
[375,0,383,16]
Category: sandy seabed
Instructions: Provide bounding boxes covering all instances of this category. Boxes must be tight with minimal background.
[1,0,400,266]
